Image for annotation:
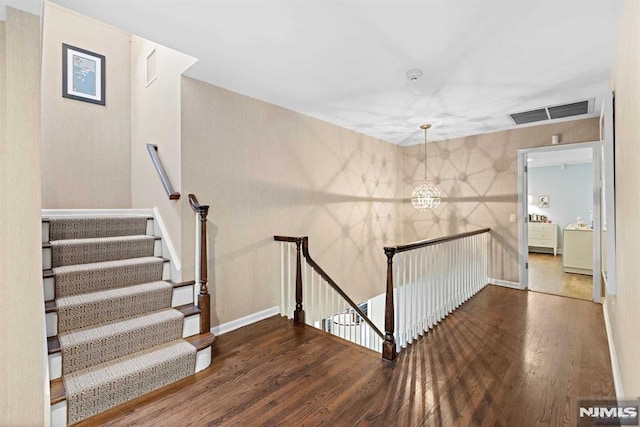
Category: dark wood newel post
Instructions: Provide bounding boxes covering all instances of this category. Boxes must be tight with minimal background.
[293,237,305,325]
[382,247,397,361]
[197,205,210,334]
[189,194,210,335]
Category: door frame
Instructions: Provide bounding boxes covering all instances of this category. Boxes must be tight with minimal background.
[517,140,602,302]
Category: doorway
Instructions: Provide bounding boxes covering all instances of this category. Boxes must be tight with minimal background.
[518,141,602,302]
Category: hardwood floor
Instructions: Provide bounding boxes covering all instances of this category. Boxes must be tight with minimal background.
[76,286,614,426]
[528,252,593,300]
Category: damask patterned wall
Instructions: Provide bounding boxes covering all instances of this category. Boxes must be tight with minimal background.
[401,117,600,282]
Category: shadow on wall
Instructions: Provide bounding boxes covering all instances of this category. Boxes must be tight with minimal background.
[403,132,524,282]
[181,78,406,322]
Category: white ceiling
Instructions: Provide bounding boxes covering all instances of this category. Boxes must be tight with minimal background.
[528,147,593,168]
[10,0,623,145]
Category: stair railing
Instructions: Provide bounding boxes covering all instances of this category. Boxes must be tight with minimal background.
[383,228,491,360]
[189,194,210,334]
[274,236,385,354]
[147,144,180,200]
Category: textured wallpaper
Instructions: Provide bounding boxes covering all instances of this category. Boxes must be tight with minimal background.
[401,117,600,282]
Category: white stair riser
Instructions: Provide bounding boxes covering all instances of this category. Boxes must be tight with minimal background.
[46,312,57,337]
[145,218,154,236]
[51,401,66,427]
[45,284,195,338]
[49,353,62,380]
[48,311,200,380]
[49,342,213,427]
[42,221,49,243]
[44,277,55,301]
[195,346,211,373]
[172,286,194,307]
[183,314,200,338]
[42,247,52,270]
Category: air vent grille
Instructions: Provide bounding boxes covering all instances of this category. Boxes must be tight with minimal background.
[510,109,549,125]
[547,101,589,119]
[508,99,593,125]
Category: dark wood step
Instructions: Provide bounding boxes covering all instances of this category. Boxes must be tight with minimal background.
[175,304,201,318]
[50,378,65,405]
[48,336,61,355]
[47,304,200,355]
[185,332,216,351]
[166,279,196,289]
[45,300,56,313]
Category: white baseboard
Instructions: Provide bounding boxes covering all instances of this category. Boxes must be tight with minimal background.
[211,306,280,336]
[488,278,523,290]
[602,299,624,399]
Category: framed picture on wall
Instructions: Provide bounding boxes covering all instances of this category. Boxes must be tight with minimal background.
[538,196,549,208]
[62,43,106,105]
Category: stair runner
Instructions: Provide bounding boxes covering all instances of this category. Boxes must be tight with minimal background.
[48,216,196,425]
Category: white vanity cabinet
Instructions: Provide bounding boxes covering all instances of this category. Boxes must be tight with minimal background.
[528,222,558,255]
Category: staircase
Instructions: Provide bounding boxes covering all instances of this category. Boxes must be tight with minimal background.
[43,214,214,426]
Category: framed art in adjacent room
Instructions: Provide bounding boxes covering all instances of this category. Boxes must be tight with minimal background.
[538,195,549,208]
[62,43,106,105]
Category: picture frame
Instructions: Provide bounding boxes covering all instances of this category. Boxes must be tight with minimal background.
[62,43,106,105]
[538,196,549,208]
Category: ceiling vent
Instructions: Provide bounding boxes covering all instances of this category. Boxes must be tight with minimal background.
[508,99,593,125]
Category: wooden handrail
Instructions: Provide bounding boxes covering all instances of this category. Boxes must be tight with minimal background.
[384,228,491,254]
[147,144,180,200]
[273,235,385,340]
[189,194,210,334]
[382,227,491,361]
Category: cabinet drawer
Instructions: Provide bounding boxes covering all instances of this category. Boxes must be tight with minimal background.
[529,239,554,248]
[530,223,552,232]
[529,231,554,239]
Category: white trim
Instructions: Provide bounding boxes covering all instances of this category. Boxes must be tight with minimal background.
[42,208,153,217]
[488,278,524,290]
[195,346,212,373]
[211,306,280,336]
[518,141,603,303]
[602,299,624,399]
[152,207,182,281]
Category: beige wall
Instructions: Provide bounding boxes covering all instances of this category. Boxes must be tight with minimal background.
[41,2,131,208]
[608,0,640,397]
[401,118,600,282]
[181,77,403,325]
[131,35,196,279]
[0,8,45,425]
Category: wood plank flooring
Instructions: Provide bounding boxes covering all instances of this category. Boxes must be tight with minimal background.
[76,285,614,426]
[528,253,593,300]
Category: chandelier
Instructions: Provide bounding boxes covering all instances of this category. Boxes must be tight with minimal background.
[411,124,441,210]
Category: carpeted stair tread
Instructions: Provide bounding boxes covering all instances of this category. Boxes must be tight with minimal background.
[52,256,164,297]
[57,281,173,333]
[51,235,155,268]
[59,309,184,375]
[64,339,195,425]
[48,216,149,240]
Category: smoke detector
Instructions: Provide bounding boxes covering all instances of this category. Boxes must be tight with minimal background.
[406,69,423,82]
